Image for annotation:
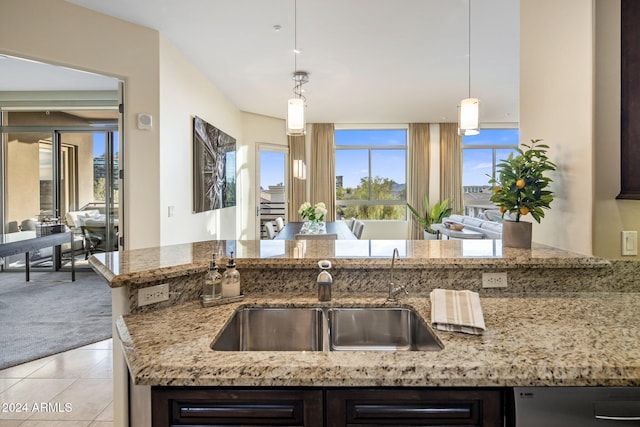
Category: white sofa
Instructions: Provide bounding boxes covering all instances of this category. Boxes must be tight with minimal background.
[441,214,503,239]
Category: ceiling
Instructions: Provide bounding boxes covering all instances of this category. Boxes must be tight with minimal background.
[2,0,519,124]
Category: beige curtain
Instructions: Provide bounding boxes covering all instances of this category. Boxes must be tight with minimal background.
[439,123,464,214]
[310,123,336,221]
[408,123,431,239]
[288,135,307,221]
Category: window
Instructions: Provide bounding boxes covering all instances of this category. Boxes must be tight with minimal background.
[335,128,407,220]
[462,129,519,216]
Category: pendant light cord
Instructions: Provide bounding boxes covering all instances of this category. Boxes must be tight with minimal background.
[468,0,471,98]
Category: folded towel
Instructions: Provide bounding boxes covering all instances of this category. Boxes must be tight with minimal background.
[430,289,486,335]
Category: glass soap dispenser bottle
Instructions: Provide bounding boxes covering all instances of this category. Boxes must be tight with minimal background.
[202,254,222,304]
[222,251,241,298]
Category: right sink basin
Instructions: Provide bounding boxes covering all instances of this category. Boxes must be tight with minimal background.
[328,307,443,351]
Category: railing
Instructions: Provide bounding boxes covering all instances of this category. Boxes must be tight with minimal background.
[259,202,286,239]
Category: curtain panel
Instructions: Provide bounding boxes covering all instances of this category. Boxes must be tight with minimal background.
[439,123,464,215]
[310,123,336,221]
[288,135,307,221]
[408,123,431,239]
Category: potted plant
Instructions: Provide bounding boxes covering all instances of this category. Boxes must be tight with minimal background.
[407,197,452,240]
[488,139,557,248]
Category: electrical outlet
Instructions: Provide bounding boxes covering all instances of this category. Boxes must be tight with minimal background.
[138,283,169,306]
[482,272,508,288]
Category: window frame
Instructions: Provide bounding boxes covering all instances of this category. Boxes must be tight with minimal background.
[334,126,408,218]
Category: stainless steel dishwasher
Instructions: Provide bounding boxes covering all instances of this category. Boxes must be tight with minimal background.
[514,387,640,426]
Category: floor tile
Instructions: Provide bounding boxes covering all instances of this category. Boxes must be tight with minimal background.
[0,378,75,420]
[0,355,57,379]
[93,401,112,422]
[27,379,112,422]
[27,350,110,379]
[89,422,113,427]
[82,355,112,380]
[20,421,90,427]
[0,378,21,394]
[78,340,112,351]
[0,420,23,426]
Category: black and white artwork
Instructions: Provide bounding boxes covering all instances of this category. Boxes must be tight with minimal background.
[193,116,236,213]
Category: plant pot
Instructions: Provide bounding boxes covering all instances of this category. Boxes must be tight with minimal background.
[502,220,532,249]
[424,230,438,240]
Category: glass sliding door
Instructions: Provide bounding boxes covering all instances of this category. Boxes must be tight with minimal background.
[256,144,288,239]
[1,124,119,272]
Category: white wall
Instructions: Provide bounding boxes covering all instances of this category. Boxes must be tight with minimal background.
[0,0,161,250]
[158,36,242,246]
[520,0,595,254]
[240,112,287,240]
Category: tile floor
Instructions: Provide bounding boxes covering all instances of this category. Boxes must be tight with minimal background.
[0,339,113,427]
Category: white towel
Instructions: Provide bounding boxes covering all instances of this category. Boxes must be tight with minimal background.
[430,289,486,335]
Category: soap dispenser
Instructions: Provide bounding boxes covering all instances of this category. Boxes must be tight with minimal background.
[202,254,222,305]
[222,251,241,298]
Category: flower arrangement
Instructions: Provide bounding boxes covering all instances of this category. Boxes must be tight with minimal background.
[299,201,327,222]
[488,139,557,223]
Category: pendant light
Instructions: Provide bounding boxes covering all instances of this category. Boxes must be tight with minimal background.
[286,0,309,136]
[458,0,480,136]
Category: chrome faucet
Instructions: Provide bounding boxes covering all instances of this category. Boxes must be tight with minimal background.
[317,260,333,302]
[387,248,408,302]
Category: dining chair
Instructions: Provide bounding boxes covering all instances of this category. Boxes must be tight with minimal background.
[275,217,285,232]
[294,233,337,240]
[353,221,365,239]
[347,218,356,231]
[264,222,277,239]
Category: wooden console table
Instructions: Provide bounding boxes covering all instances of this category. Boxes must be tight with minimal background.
[0,231,75,281]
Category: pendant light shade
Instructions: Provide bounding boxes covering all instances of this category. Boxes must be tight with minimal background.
[287,98,305,136]
[458,98,480,136]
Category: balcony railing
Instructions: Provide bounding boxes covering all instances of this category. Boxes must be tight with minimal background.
[259,201,286,239]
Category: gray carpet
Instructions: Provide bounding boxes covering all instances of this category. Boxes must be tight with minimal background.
[0,270,112,370]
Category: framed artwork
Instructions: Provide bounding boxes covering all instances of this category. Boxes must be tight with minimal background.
[193,116,236,212]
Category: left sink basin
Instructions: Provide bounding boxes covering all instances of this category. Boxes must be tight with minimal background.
[211,307,325,351]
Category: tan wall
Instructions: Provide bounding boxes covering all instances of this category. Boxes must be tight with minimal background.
[520,0,595,254]
[0,0,161,250]
[6,139,39,226]
[593,0,640,260]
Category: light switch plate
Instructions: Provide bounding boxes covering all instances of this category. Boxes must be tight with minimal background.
[622,231,638,256]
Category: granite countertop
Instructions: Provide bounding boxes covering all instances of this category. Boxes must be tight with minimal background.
[91,239,610,288]
[117,292,640,387]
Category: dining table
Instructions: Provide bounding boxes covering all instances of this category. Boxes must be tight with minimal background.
[274,221,358,240]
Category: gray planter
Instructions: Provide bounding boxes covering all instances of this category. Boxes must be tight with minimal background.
[502,220,532,248]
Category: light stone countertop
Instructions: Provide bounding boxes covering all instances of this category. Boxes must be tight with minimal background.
[91,240,610,288]
[117,292,640,387]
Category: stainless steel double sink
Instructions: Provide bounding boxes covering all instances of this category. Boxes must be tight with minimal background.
[211,306,443,352]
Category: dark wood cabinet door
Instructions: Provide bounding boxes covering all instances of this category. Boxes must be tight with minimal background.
[325,388,503,427]
[152,387,323,427]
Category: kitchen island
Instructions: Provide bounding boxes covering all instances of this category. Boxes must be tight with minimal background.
[89,239,639,426]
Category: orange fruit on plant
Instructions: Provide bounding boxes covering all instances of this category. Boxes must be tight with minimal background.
[499,206,506,214]
[516,179,525,189]
[519,206,529,215]
[493,186,501,194]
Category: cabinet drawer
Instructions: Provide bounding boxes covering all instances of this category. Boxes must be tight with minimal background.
[326,388,503,427]
[152,387,323,426]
